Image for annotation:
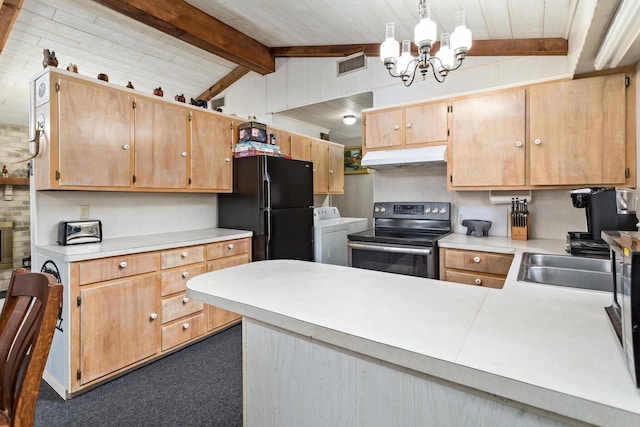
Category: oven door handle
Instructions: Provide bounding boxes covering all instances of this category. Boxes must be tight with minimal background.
[347,242,432,256]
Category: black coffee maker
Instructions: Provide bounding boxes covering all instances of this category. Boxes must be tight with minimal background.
[567,188,638,256]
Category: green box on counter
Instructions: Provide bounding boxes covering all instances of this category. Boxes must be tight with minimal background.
[238,121,268,143]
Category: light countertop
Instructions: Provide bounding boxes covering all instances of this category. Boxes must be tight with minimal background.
[34,228,252,262]
[187,234,640,427]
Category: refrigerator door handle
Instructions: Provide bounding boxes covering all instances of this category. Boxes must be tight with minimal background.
[264,210,272,259]
[263,169,271,210]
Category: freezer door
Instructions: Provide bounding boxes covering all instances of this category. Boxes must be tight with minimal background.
[264,156,313,209]
[261,207,313,261]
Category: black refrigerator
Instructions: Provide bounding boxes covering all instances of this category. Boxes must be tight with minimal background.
[218,155,314,261]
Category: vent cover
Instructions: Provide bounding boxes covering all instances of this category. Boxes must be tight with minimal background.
[337,53,367,77]
[210,97,225,111]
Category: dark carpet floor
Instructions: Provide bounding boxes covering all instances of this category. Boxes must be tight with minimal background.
[35,324,242,427]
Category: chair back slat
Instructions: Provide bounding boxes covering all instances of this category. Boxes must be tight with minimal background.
[0,270,63,427]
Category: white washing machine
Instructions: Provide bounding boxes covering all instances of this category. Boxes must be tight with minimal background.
[313,207,368,266]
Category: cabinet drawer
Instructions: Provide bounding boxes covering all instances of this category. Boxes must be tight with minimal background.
[162,292,204,324]
[442,249,513,275]
[160,264,206,296]
[207,238,250,260]
[207,253,250,272]
[442,269,506,289]
[161,245,205,269]
[161,313,206,351]
[78,252,158,285]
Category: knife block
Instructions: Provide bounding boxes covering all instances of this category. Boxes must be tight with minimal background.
[511,215,530,241]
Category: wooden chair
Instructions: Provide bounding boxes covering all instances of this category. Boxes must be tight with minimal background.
[0,269,63,427]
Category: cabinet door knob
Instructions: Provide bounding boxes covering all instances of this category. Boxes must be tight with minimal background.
[406,122,412,128]
[473,256,481,263]
[182,271,189,278]
[180,151,187,157]
[534,139,542,145]
[119,261,127,268]
[329,169,334,174]
[474,278,482,285]
[182,297,189,304]
[515,141,523,147]
[183,323,190,330]
[182,252,189,258]
[228,243,234,250]
[150,313,157,320]
[122,144,130,150]
[225,157,231,162]
[394,124,400,130]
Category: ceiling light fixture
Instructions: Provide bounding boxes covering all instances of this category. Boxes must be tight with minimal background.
[380,0,472,87]
[343,114,356,125]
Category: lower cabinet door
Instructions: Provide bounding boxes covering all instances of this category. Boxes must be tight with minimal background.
[79,275,159,384]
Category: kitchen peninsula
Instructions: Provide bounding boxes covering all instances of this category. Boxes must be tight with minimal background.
[187,237,640,427]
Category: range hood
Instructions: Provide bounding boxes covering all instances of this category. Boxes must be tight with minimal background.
[360,145,447,169]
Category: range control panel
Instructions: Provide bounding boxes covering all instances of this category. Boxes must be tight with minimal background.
[373,202,451,220]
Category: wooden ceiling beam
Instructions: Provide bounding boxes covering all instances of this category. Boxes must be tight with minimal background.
[92,0,275,75]
[197,66,250,101]
[0,0,24,55]
[269,38,568,58]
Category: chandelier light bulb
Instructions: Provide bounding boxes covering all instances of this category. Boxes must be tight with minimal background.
[450,11,472,56]
[414,1,437,50]
[435,33,454,71]
[380,22,399,65]
[396,40,415,76]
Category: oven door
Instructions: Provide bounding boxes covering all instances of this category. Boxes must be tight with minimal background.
[347,241,435,279]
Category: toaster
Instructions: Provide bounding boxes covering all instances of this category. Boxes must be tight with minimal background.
[57,220,102,245]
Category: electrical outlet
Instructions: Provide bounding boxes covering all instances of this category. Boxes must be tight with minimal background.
[79,205,90,219]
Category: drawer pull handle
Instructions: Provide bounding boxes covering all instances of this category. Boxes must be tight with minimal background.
[182,272,189,278]
[474,278,482,285]
[183,323,190,330]
[473,256,481,263]
[228,244,234,250]
[150,313,157,320]
[182,297,189,304]
[182,252,189,258]
[119,261,128,268]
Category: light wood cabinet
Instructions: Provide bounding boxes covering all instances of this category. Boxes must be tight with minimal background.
[449,72,633,190]
[66,236,250,394]
[363,101,449,152]
[439,248,513,289]
[35,73,134,189]
[268,127,292,156]
[31,68,234,193]
[289,133,344,195]
[328,143,345,194]
[78,275,159,385]
[528,73,627,186]
[190,110,234,192]
[134,96,190,189]
[450,90,526,187]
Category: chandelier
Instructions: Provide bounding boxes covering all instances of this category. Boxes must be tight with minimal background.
[380,1,472,87]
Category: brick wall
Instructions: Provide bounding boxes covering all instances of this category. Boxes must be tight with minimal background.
[0,125,30,291]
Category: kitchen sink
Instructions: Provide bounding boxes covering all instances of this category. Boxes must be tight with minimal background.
[517,252,612,291]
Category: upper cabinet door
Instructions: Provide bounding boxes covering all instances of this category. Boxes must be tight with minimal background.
[451,89,526,187]
[328,143,345,194]
[311,140,330,194]
[404,101,449,145]
[190,111,233,192]
[134,97,189,189]
[364,108,404,150]
[57,77,133,188]
[529,74,627,186]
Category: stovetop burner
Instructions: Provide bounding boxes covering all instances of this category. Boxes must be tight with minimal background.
[348,201,452,247]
